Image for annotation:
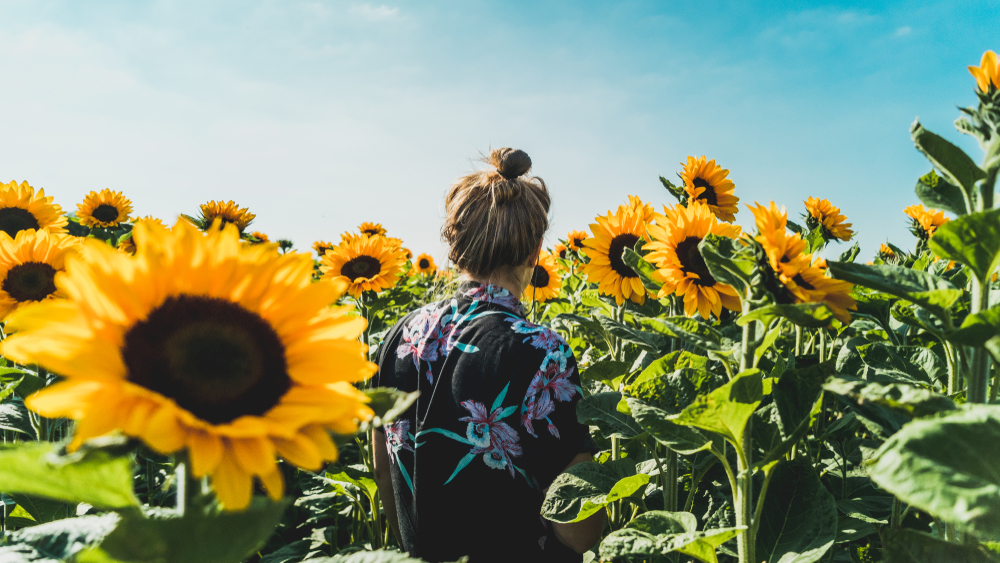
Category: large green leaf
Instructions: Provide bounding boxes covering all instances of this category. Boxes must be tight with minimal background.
[755,458,837,563]
[625,351,714,415]
[826,261,962,320]
[911,120,986,202]
[8,493,75,526]
[305,551,469,563]
[541,460,645,523]
[640,316,730,354]
[672,369,763,447]
[83,499,289,563]
[622,248,664,293]
[0,442,139,510]
[737,303,834,329]
[599,510,744,563]
[867,405,1000,540]
[598,317,668,353]
[698,233,755,295]
[773,361,834,438]
[915,169,969,216]
[949,305,1000,347]
[1,513,119,562]
[823,377,956,418]
[627,398,721,455]
[929,208,1000,282]
[580,359,631,387]
[881,528,998,563]
[577,392,644,439]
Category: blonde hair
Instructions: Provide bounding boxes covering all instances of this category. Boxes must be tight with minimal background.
[442,148,551,278]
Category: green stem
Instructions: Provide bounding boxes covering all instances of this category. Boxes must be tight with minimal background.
[819,328,826,361]
[736,292,756,563]
[891,497,902,529]
[794,325,802,356]
[944,342,962,395]
[175,458,188,516]
[967,277,991,403]
[751,467,776,538]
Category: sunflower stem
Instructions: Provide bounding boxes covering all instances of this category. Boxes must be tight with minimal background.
[175,458,188,517]
[794,325,802,356]
[737,293,756,563]
[967,276,991,403]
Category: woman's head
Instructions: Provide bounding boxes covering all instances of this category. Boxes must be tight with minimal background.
[442,148,550,283]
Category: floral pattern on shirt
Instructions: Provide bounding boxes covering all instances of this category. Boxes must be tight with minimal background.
[465,284,523,314]
[385,419,416,491]
[506,318,564,351]
[520,344,579,438]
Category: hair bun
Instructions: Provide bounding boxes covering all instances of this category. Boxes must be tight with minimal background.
[490,148,532,180]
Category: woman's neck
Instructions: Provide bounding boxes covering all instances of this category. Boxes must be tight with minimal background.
[467,268,529,299]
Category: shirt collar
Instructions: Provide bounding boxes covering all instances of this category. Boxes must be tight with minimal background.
[458,281,526,317]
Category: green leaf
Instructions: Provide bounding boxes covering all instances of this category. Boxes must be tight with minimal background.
[699,233,755,294]
[737,303,835,329]
[0,442,139,509]
[576,392,644,439]
[627,398,721,455]
[837,242,860,264]
[823,376,956,419]
[622,248,664,293]
[915,169,969,216]
[310,551,469,563]
[911,120,986,202]
[599,512,745,563]
[929,208,1000,282]
[8,493,75,525]
[0,400,35,436]
[626,366,715,415]
[640,316,729,354]
[540,460,641,523]
[950,306,1000,347]
[755,458,837,563]
[672,369,763,447]
[580,359,630,387]
[326,464,378,503]
[659,176,687,202]
[85,499,289,563]
[773,361,834,439]
[15,372,46,401]
[881,528,999,563]
[598,316,668,353]
[827,261,962,321]
[867,405,1000,540]
[361,388,419,428]
[2,513,119,562]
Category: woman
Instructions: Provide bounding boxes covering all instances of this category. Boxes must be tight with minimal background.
[372,148,605,562]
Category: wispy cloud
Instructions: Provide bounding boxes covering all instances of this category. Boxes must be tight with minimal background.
[349,3,399,21]
[895,26,912,37]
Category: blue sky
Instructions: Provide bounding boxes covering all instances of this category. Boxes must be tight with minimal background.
[0,0,996,263]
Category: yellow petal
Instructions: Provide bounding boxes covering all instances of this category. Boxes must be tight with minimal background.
[274,433,322,470]
[213,446,252,510]
[231,436,276,476]
[259,466,285,501]
[189,431,223,478]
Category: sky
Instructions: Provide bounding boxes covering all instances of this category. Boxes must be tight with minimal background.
[0,0,997,263]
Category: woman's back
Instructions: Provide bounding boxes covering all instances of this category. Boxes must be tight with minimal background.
[374,281,593,562]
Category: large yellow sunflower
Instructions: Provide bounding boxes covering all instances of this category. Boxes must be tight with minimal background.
[904,204,948,238]
[77,189,132,228]
[747,202,856,323]
[523,251,562,303]
[804,197,854,242]
[567,230,589,252]
[2,220,374,510]
[580,206,648,305]
[0,180,67,238]
[321,236,406,298]
[645,203,742,319]
[969,50,1000,93]
[413,253,437,276]
[681,156,740,223]
[358,222,387,237]
[0,229,78,321]
[622,195,655,224]
[117,216,167,256]
[198,200,256,234]
[313,241,336,257]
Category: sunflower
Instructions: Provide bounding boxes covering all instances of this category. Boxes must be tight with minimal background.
[554,243,570,261]
[198,201,256,234]
[681,156,740,223]
[645,203,742,319]
[523,251,561,303]
[969,50,1000,93]
[567,230,588,252]
[313,241,336,257]
[878,243,895,260]
[579,206,648,305]
[0,229,78,321]
[413,253,437,276]
[77,189,132,228]
[804,197,853,242]
[117,216,167,256]
[747,202,856,323]
[250,231,270,244]
[321,235,406,298]
[2,220,374,510]
[359,222,387,237]
[904,204,948,238]
[0,180,67,239]
[622,195,655,224]
[400,247,413,261]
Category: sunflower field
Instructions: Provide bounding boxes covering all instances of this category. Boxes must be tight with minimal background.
[0,51,999,563]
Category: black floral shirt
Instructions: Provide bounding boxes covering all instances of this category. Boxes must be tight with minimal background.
[374,281,596,563]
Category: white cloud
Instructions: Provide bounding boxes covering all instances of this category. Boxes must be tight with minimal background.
[349,3,399,20]
[895,26,912,37]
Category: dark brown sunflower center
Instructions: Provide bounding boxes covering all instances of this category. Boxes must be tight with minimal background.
[692,178,718,206]
[675,236,716,287]
[793,273,815,290]
[572,237,585,249]
[362,229,381,236]
[608,234,640,278]
[343,256,382,281]
[92,204,120,223]
[122,295,291,425]
[418,258,430,269]
[2,262,57,302]
[530,265,550,288]
[0,207,40,239]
